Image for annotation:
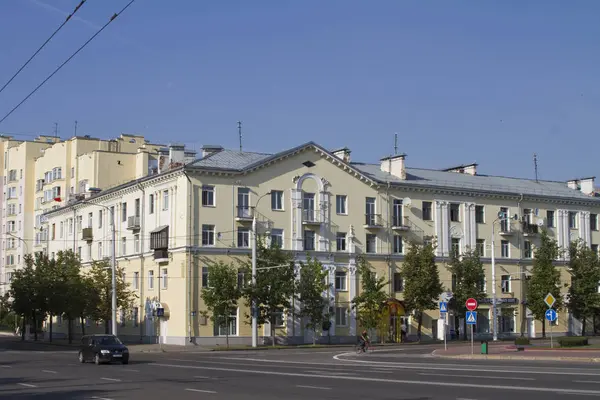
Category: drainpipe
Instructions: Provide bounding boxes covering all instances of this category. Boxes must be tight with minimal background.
[136,181,146,342]
[183,171,193,343]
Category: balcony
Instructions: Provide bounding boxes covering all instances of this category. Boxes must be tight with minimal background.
[391,215,411,231]
[82,228,93,242]
[235,206,253,222]
[302,209,321,225]
[364,213,383,229]
[522,221,539,236]
[153,248,169,263]
[127,216,141,230]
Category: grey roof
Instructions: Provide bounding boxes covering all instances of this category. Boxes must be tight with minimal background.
[188,149,272,171]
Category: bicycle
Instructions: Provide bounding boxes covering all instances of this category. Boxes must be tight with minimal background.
[355,340,373,354]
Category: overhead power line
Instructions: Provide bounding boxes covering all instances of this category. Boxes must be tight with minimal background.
[0,0,136,126]
[0,0,88,96]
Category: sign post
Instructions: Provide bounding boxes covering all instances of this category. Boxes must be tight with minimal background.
[465,299,478,355]
[544,293,557,349]
[439,301,448,351]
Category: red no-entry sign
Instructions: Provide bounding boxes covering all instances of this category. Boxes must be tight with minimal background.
[466,298,478,311]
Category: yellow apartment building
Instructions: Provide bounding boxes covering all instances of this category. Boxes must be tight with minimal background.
[43,141,600,345]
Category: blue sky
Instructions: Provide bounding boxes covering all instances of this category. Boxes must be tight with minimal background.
[0,0,598,182]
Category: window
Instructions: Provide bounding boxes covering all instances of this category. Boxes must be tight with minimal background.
[77,247,82,258]
[476,239,485,257]
[591,214,598,231]
[304,230,315,251]
[237,228,250,248]
[202,267,209,288]
[335,271,347,291]
[98,210,103,228]
[591,244,598,256]
[450,203,460,222]
[501,275,511,293]
[270,229,283,248]
[202,225,215,246]
[134,234,140,253]
[336,232,346,251]
[393,235,403,254]
[392,199,403,226]
[161,268,168,289]
[133,272,140,289]
[88,212,93,228]
[214,311,238,336]
[271,190,283,211]
[87,243,92,260]
[134,198,141,217]
[77,216,82,232]
[393,273,403,292]
[121,237,127,255]
[162,190,169,210]
[475,205,485,223]
[303,192,316,222]
[524,240,532,258]
[150,226,169,250]
[335,307,348,326]
[365,197,376,225]
[422,201,432,221]
[98,242,103,259]
[366,234,377,253]
[501,240,509,258]
[479,277,487,293]
[121,202,127,222]
[237,187,250,217]
[569,211,578,229]
[110,206,115,225]
[202,186,215,206]
[500,207,510,231]
[336,195,347,214]
[148,270,154,289]
[451,238,460,255]
[273,308,285,327]
[149,194,155,214]
[237,270,246,289]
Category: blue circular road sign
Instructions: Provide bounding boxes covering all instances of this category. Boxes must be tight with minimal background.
[545,309,557,322]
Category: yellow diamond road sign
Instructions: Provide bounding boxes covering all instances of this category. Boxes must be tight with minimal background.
[544,293,556,308]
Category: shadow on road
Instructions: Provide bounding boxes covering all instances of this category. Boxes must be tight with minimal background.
[0,388,124,399]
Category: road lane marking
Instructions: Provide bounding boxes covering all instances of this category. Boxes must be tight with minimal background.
[419,372,535,381]
[297,385,331,390]
[17,383,37,388]
[0,365,12,368]
[185,388,217,393]
[121,369,139,372]
[304,370,356,376]
[194,376,216,380]
[152,362,600,395]
[91,397,115,400]
[574,381,600,384]
[42,370,57,374]
[100,377,121,382]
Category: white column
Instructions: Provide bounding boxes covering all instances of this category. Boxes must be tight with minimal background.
[579,211,591,246]
[556,209,564,251]
[319,191,330,252]
[290,189,303,251]
[562,210,571,260]
[469,203,477,249]
[435,201,443,257]
[441,202,450,257]
[348,263,357,336]
[347,225,356,254]
[462,203,469,254]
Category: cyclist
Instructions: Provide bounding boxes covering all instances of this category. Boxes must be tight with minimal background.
[358,330,370,352]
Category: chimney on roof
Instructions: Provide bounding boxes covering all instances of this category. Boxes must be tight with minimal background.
[568,177,596,195]
[332,147,351,163]
[169,143,185,164]
[380,154,406,180]
[443,163,478,176]
[202,145,224,158]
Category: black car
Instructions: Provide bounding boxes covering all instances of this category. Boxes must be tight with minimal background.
[78,334,129,365]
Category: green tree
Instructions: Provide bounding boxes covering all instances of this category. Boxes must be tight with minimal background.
[297,257,331,345]
[10,255,43,340]
[241,242,296,346]
[34,254,59,342]
[351,256,388,339]
[87,260,136,333]
[401,242,443,340]
[567,239,600,336]
[528,230,562,338]
[447,249,485,340]
[201,261,241,348]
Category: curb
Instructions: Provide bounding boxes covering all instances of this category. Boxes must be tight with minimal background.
[435,354,600,363]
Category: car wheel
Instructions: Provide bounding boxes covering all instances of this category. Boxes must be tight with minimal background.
[78,352,85,363]
[94,354,100,365]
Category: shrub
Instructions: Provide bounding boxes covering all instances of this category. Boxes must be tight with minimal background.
[514,337,530,346]
[558,337,588,347]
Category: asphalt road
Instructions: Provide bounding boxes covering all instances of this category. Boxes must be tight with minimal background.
[2,338,600,399]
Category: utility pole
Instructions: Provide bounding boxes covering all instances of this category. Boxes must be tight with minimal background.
[238,121,243,152]
[74,120,78,136]
[251,191,271,348]
[53,122,59,138]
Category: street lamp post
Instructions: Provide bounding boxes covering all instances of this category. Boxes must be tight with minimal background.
[251,191,271,348]
[54,197,117,337]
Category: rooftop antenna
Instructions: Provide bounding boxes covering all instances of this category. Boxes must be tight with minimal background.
[394,132,398,155]
[53,122,58,138]
[74,120,78,136]
[533,153,539,182]
[237,121,242,152]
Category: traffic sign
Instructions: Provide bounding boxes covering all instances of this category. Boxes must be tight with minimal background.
[544,293,556,308]
[466,311,477,325]
[439,301,448,313]
[441,291,453,302]
[466,298,478,311]
[545,309,557,322]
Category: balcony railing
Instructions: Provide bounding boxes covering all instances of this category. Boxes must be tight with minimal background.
[499,220,514,235]
[154,248,169,261]
[236,206,253,221]
[391,215,410,230]
[364,213,383,228]
[521,221,539,236]
[302,209,321,225]
[127,216,141,230]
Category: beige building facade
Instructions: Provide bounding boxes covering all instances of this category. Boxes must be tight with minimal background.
[43,141,600,345]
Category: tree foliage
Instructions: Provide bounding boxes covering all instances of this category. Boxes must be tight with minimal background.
[528,230,562,337]
[446,248,485,340]
[297,257,331,344]
[401,242,443,339]
[567,239,600,336]
[351,256,388,336]
[200,261,241,348]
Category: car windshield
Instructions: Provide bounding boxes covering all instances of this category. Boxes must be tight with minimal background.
[98,336,122,345]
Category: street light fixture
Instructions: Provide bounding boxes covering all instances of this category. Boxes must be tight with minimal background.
[54,197,117,337]
[251,191,271,348]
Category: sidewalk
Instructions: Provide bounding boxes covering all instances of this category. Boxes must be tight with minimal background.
[433,342,600,362]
